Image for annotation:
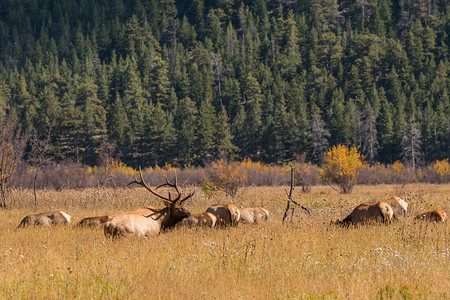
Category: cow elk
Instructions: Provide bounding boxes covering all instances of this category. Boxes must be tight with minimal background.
[239,207,269,224]
[206,204,240,227]
[78,215,111,227]
[334,201,394,226]
[365,197,408,219]
[17,211,72,228]
[177,212,217,228]
[104,168,194,238]
[415,209,447,223]
[385,196,408,218]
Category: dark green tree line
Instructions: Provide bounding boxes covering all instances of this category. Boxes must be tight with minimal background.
[0,0,448,167]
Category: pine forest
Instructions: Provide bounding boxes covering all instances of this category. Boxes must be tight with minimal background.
[0,0,449,169]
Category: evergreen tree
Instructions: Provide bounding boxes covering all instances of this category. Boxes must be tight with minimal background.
[160,111,177,164]
[195,98,215,163]
[212,106,235,160]
[242,73,263,160]
[0,80,11,120]
[377,95,394,163]
[328,88,351,145]
[264,97,289,162]
[175,97,197,165]
[108,93,130,148]
[122,58,145,156]
[144,101,166,166]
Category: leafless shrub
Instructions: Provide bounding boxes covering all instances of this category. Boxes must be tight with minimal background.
[357,164,391,185]
[294,154,320,193]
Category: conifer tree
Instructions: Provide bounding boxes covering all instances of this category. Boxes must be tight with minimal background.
[328,88,351,145]
[195,98,215,163]
[175,97,197,165]
[108,94,129,148]
[231,104,246,157]
[213,106,235,160]
[242,73,263,160]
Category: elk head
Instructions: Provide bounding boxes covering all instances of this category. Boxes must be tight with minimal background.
[127,167,194,229]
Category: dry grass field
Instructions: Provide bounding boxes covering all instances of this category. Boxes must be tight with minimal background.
[1,184,448,299]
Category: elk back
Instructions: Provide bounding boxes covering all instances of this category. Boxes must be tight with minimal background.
[206,204,240,227]
[78,215,111,227]
[17,211,71,228]
[383,197,408,218]
[177,212,217,228]
[103,207,164,238]
[239,207,269,224]
[337,201,393,226]
[415,209,447,223]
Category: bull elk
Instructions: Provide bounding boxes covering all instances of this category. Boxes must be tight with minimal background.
[206,204,240,227]
[17,211,72,228]
[334,201,393,226]
[104,168,194,237]
[78,215,111,227]
[177,212,217,228]
[239,207,269,224]
[415,209,447,223]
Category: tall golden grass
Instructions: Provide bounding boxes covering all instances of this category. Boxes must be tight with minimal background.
[1,184,448,299]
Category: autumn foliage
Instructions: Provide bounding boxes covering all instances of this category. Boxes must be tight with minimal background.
[206,159,249,197]
[321,145,365,193]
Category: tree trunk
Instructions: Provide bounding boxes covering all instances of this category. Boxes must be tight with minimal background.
[33,167,40,208]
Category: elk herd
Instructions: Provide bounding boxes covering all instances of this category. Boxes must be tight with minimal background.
[16,171,447,238]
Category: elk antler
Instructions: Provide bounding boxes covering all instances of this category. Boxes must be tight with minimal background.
[128,168,194,205]
[156,172,182,202]
[155,172,195,205]
[180,186,195,204]
[127,167,173,204]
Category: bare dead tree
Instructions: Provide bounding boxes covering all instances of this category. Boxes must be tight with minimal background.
[309,113,330,165]
[401,119,422,170]
[0,119,29,208]
[361,104,378,165]
[30,119,53,207]
[282,164,311,222]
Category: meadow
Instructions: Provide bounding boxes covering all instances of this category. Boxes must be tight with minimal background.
[0,184,448,299]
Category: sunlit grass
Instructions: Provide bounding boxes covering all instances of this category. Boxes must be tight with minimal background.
[0,184,448,299]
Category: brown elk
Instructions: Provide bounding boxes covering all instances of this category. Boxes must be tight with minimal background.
[334,201,394,226]
[17,211,72,228]
[385,197,408,218]
[365,197,408,219]
[415,209,447,223]
[206,204,240,227]
[78,215,111,227]
[104,169,194,237]
[239,207,269,224]
[176,212,217,228]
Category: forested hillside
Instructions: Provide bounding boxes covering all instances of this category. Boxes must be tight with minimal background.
[0,0,448,167]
